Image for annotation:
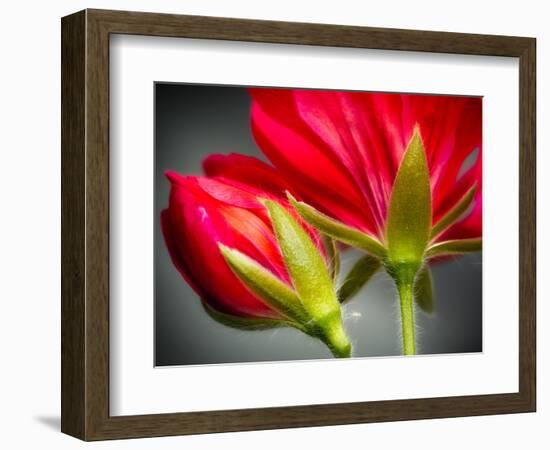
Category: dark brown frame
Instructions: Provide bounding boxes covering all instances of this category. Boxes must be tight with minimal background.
[61,8,536,441]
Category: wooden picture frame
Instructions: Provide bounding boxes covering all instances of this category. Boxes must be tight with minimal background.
[61,8,536,441]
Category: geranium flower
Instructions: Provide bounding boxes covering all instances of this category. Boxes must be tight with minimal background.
[248,88,482,355]
[161,155,351,357]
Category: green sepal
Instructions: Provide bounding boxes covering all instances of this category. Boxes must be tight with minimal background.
[322,234,340,280]
[426,238,482,258]
[431,184,477,239]
[287,192,386,258]
[263,199,351,358]
[414,264,434,314]
[338,254,381,304]
[263,199,340,321]
[386,127,432,275]
[219,244,309,324]
[201,302,301,331]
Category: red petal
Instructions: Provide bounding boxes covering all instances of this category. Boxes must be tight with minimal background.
[197,177,261,209]
[192,173,288,280]
[162,174,280,318]
[422,96,482,219]
[203,153,290,200]
[250,88,482,244]
[250,88,379,236]
[437,151,482,241]
[160,209,207,298]
[221,204,290,283]
[294,90,400,230]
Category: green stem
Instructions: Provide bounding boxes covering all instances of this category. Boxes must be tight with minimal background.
[318,315,352,358]
[397,280,416,355]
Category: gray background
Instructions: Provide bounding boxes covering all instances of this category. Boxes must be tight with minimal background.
[154,83,482,366]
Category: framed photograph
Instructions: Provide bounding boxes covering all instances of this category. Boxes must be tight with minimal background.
[61,9,536,440]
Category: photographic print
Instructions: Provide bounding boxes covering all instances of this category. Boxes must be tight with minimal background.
[155,84,482,366]
[61,11,535,439]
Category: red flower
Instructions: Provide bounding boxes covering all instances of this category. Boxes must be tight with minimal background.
[161,155,319,319]
[248,89,482,244]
